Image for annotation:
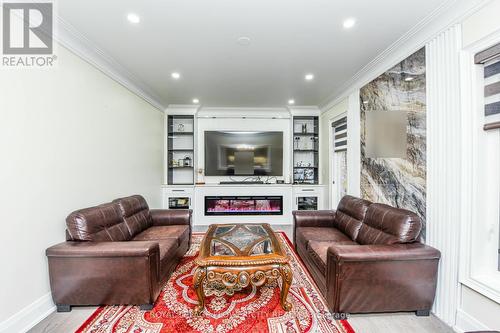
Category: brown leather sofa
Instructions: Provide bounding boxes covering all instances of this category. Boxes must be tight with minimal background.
[46,195,192,312]
[293,195,440,316]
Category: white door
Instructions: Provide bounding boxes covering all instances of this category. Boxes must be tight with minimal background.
[329,115,348,208]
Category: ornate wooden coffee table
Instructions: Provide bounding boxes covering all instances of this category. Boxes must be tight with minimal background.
[193,223,293,315]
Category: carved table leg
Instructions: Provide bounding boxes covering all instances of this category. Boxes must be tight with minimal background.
[193,267,206,315]
[279,263,293,311]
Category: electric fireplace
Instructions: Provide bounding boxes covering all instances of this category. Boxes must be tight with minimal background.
[205,196,283,216]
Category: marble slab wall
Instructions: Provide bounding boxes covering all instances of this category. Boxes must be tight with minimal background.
[360,47,426,236]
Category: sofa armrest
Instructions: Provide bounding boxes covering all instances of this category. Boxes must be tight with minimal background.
[46,241,161,307]
[325,243,440,313]
[292,210,336,228]
[327,243,441,262]
[46,240,159,258]
[150,209,192,226]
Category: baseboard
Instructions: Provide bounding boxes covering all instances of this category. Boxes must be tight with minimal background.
[454,308,491,333]
[0,293,55,333]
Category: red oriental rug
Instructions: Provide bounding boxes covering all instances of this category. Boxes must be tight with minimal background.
[76,232,354,333]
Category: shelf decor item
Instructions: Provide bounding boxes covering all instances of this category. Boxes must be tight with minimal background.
[294,136,300,149]
[183,156,192,167]
[196,168,205,184]
[177,123,185,132]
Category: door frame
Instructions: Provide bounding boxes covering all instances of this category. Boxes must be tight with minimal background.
[328,112,347,209]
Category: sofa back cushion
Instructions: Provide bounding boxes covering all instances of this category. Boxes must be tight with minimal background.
[113,195,152,238]
[356,203,422,245]
[66,203,130,241]
[333,195,372,240]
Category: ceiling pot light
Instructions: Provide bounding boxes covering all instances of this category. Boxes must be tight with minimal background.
[305,73,314,81]
[127,13,140,24]
[288,99,295,105]
[171,72,181,79]
[343,18,356,29]
[237,36,251,46]
[405,76,414,81]
[192,98,199,104]
[363,100,369,104]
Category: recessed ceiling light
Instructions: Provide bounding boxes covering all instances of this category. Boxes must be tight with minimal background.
[305,73,314,81]
[343,18,356,29]
[192,98,199,104]
[171,72,180,79]
[237,36,251,46]
[288,99,295,105]
[363,100,369,104]
[127,13,140,24]
[405,76,414,81]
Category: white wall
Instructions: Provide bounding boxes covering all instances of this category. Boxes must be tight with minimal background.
[0,45,164,331]
[462,0,500,48]
[319,95,361,208]
[319,98,348,185]
[455,1,500,331]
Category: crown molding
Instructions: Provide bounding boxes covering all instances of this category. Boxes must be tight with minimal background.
[319,0,491,112]
[166,104,201,110]
[54,17,165,111]
[199,106,289,113]
[197,107,290,119]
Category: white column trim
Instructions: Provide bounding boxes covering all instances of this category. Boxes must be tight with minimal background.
[347,90,361,197]
[425,24,463,327]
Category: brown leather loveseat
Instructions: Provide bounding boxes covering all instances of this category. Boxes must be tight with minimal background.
[46,195,191,312]
[293,195,440,316]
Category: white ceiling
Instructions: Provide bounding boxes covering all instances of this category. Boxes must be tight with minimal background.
[58,0,449,108]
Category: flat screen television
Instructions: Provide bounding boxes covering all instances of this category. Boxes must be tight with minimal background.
[204,131,283,176]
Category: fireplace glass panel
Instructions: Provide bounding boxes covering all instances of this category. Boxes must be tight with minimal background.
[168,197,190,209]
[205,196,283,215]
[297,197,318,210]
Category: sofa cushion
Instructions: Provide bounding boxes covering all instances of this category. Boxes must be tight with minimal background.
[307,239,357,276]
[356,203,422,245]
[295,227,353,250]
[66,203,130,241]
[113,195,152,238]
[333,195,371,240]
[307,241,329,275]
[156,238,178,279]
[133,225,190,247]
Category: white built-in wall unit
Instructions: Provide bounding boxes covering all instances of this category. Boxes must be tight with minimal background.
[162,106,327,226]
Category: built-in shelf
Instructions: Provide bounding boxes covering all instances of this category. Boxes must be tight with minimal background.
[167,115,194,185]
[294,166,318,169]
[293,116,319,184]
[293,132,318,136]
[169,132,194,135]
